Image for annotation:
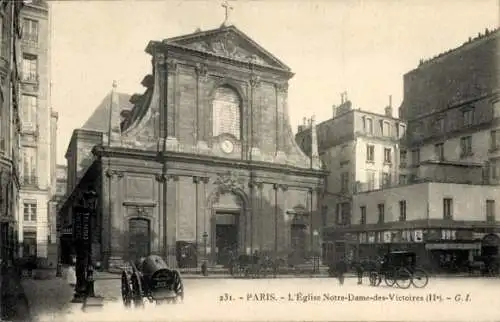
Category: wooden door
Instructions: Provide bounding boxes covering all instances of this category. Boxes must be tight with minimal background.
[128,218,151,260]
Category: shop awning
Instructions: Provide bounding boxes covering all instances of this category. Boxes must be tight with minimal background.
[425,243,481,250]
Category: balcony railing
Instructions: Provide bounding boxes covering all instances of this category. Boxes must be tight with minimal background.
[22,176,39,187]
[21,73,39,83]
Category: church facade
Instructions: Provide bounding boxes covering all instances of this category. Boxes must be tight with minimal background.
[60,25,326,269]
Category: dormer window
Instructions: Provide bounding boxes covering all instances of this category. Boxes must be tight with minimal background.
[382,121,391,137]
[363,117,373,135]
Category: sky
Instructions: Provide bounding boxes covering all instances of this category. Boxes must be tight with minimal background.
[50,0,499,165]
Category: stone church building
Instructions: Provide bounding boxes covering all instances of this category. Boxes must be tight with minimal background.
[60,24,326,269]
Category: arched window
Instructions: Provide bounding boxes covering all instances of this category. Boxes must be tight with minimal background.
[212,86,241,140]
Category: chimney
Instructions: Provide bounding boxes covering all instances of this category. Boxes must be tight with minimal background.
[385,95,393,117]
[332,104,337,118]
[107,80,122,145]
[336,91,352,116]
[310,115,321,169]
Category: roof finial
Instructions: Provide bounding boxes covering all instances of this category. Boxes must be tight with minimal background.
[221,0,234,27]
[112,80,117,89]
[389,95,392,108]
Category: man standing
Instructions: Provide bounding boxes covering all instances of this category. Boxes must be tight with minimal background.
[336,258,347,286]
[355,259,364,285]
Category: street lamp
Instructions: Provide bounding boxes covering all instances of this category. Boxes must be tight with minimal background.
[313,229,319,273]
[71,189,98,303]
[202,232,208,276]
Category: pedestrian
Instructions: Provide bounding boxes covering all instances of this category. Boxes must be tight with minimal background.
[336,258,347,286]
[67,255,77,287]
[355,259,364,285]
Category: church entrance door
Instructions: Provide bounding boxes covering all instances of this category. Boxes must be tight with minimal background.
[128,218,151,260]
[215,213,238,266]
[290,224,307,264]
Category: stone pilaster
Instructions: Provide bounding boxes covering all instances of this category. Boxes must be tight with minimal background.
[195,64,210,153]
[278,184,289,254]
[104,169,124,271]
[249,75,262,160]
[166,59,179,150]
[156,52,167,140]
[166,174,179,267]
[274,82,288,163]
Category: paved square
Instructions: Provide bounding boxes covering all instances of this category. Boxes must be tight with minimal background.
[27,277,500,321]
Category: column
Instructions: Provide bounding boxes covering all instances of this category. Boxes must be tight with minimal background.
[105,169,123,269]
[247,181,255,254]
[249,75,261,160]
[195,64,209,152]
[273,183,279,255]
[154,173,167,255]
[274,82,288,162]
[166,59,179,149]
[279,184,289,254]
[156,52,167,139]
[166,174,179,267]
[308,187,314,253]
[255,181,264,251]
[192,176,209,258]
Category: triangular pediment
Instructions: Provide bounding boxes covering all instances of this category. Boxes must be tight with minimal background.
[165,25,291,71]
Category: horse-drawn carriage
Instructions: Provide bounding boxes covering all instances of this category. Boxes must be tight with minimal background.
[121,255,184,307]
[369,251,429,289]
[230,254,281,278]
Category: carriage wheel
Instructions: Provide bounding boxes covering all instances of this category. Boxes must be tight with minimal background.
[131,274,144,308]
[395,267,412,289]
[121,272,132,308]
[411,268,429,288]
[384,270,396,287]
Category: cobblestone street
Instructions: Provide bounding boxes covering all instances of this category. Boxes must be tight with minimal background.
[19,274,500,321]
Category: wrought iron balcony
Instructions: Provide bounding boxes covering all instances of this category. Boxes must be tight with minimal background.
[22,176,39,187]
[21,73,39,84]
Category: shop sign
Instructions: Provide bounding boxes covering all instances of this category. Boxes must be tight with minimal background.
[391,231,402,243]
[345,233,358,242]
[401,230,423,242]
[425,229,441,241]
[472,232,486,240]
[441,229,456,241]
[383,231,392,243]
[455,230,473,241]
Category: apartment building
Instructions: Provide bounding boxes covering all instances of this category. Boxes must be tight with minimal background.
[295,94,406,260]
[328,28,500,271]
[349,182,499,272]
[0,0,25,265]
[17,0,55,261]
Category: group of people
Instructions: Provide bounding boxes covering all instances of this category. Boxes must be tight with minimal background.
[329,257,379,286]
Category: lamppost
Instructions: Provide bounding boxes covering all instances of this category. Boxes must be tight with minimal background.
[71,189,98,303]
[313,229,319,273]
[202,231,208,276]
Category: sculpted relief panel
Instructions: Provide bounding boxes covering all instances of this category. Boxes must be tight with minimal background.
[182,32,270,66]
[125,176,155,201]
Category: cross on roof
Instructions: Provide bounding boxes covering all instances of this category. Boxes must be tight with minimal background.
[221,0,234,26]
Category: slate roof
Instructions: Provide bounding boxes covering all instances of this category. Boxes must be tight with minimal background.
[81,92,132,132]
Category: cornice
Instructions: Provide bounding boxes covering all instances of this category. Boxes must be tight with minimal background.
[92,145,328,178]
[151,42,294,79]
[164,50,291,84]
[406,118,497,148]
